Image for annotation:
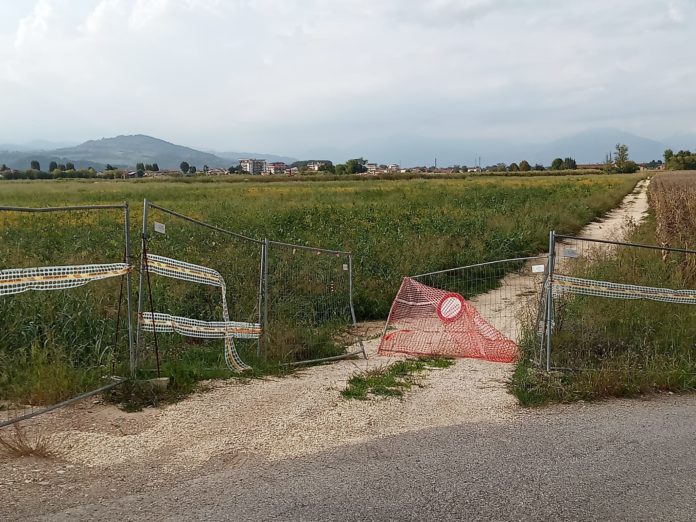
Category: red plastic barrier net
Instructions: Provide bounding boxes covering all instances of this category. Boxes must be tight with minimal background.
[378,277,519,363]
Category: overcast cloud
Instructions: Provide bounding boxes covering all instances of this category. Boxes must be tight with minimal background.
[1,0,695,159]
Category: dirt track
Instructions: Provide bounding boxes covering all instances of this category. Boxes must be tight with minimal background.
[0,178,650,520]
[470,177,650,342]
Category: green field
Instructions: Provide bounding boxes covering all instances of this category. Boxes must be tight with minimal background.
[1,174,640,317]
[0,174,642,405]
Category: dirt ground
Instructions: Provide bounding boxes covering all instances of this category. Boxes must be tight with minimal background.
[0,178,650,520]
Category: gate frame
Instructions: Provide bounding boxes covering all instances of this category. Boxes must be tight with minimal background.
[136,200,365,372]
[136,199,265,375]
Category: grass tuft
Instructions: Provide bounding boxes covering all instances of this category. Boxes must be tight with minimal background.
[0,424,60,459]
[341,357,454,400]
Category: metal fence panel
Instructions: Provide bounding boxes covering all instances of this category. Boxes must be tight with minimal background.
[545,232,696,371]
[136,200,263,375]
[0,204,132,428]
[264,241,365,365]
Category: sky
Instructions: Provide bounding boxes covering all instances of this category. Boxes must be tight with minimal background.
[1,0,695,162]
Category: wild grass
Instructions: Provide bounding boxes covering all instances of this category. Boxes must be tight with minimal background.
[341,357,455,400]
[108,346,292,411]
[512,171,696,406]
[0,423,60,459]
[0,174,641,406]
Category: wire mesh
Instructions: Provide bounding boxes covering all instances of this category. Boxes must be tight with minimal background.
[382,257,548,362]
[547,234,696,371]
[137,202,263,375]
[264,241,364,364]
[0,205,131,428]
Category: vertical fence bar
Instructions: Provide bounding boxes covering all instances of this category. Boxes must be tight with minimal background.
[124,202,136,377]
[135,199,149,372]
[348,253,367,358]
[538,279,548,368]
[256,240,265,357]
[545,230,556,371]
[348,253,357,325]
[262,237,269,359]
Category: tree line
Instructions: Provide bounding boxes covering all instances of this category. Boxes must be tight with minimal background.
[1,142,649,181]
[664,149,696,170]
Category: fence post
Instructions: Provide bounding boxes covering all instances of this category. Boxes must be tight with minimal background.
[135,198,149,374]
[545,230,556,371]
[124,202,136,378]
[262,237,269,359]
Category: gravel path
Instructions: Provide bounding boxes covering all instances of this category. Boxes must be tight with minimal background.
[63,340,519,469]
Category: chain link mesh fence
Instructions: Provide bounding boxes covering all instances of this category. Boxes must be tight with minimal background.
[544,233,696,371]
[264,241,364,364]
[0,205,132,429]
[137,201,263,377]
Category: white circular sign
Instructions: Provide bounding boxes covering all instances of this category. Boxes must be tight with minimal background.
[437,293,465,322]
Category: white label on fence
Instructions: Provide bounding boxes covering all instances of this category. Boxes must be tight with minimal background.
[343,264,349,271]
[154,222,166,234]
[532,264,545,273]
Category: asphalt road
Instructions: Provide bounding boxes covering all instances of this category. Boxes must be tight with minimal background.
[44,395,696,521]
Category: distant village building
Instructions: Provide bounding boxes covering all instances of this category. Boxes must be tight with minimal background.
[576,163,606,170]
[239,159,266,175]
[388,164,400,171]
[366,163,378,173]
[265,162,287,174]
[307,161,326,172]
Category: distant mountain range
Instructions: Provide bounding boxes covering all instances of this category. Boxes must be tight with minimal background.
[0,135,298,171]
[213,150,298,165]
[304,128,691,167]
[0,129,693,171]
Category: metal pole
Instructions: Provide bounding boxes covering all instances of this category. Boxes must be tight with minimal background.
[553,234,696,256]
[538,279,548,368]
[412,255,549,279]
[124,202,136,378]
[546,230,556,372]
[0,204,126,212]
[142,238,161,378]
[0,378,127,429]
[135,199,149,372]
[262,238,269,359]
[348,253,367,359]
[256,241,265,358]
[348,253,357,325]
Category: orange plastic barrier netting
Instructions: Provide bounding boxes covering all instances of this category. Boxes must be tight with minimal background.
[378,277,519,363]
